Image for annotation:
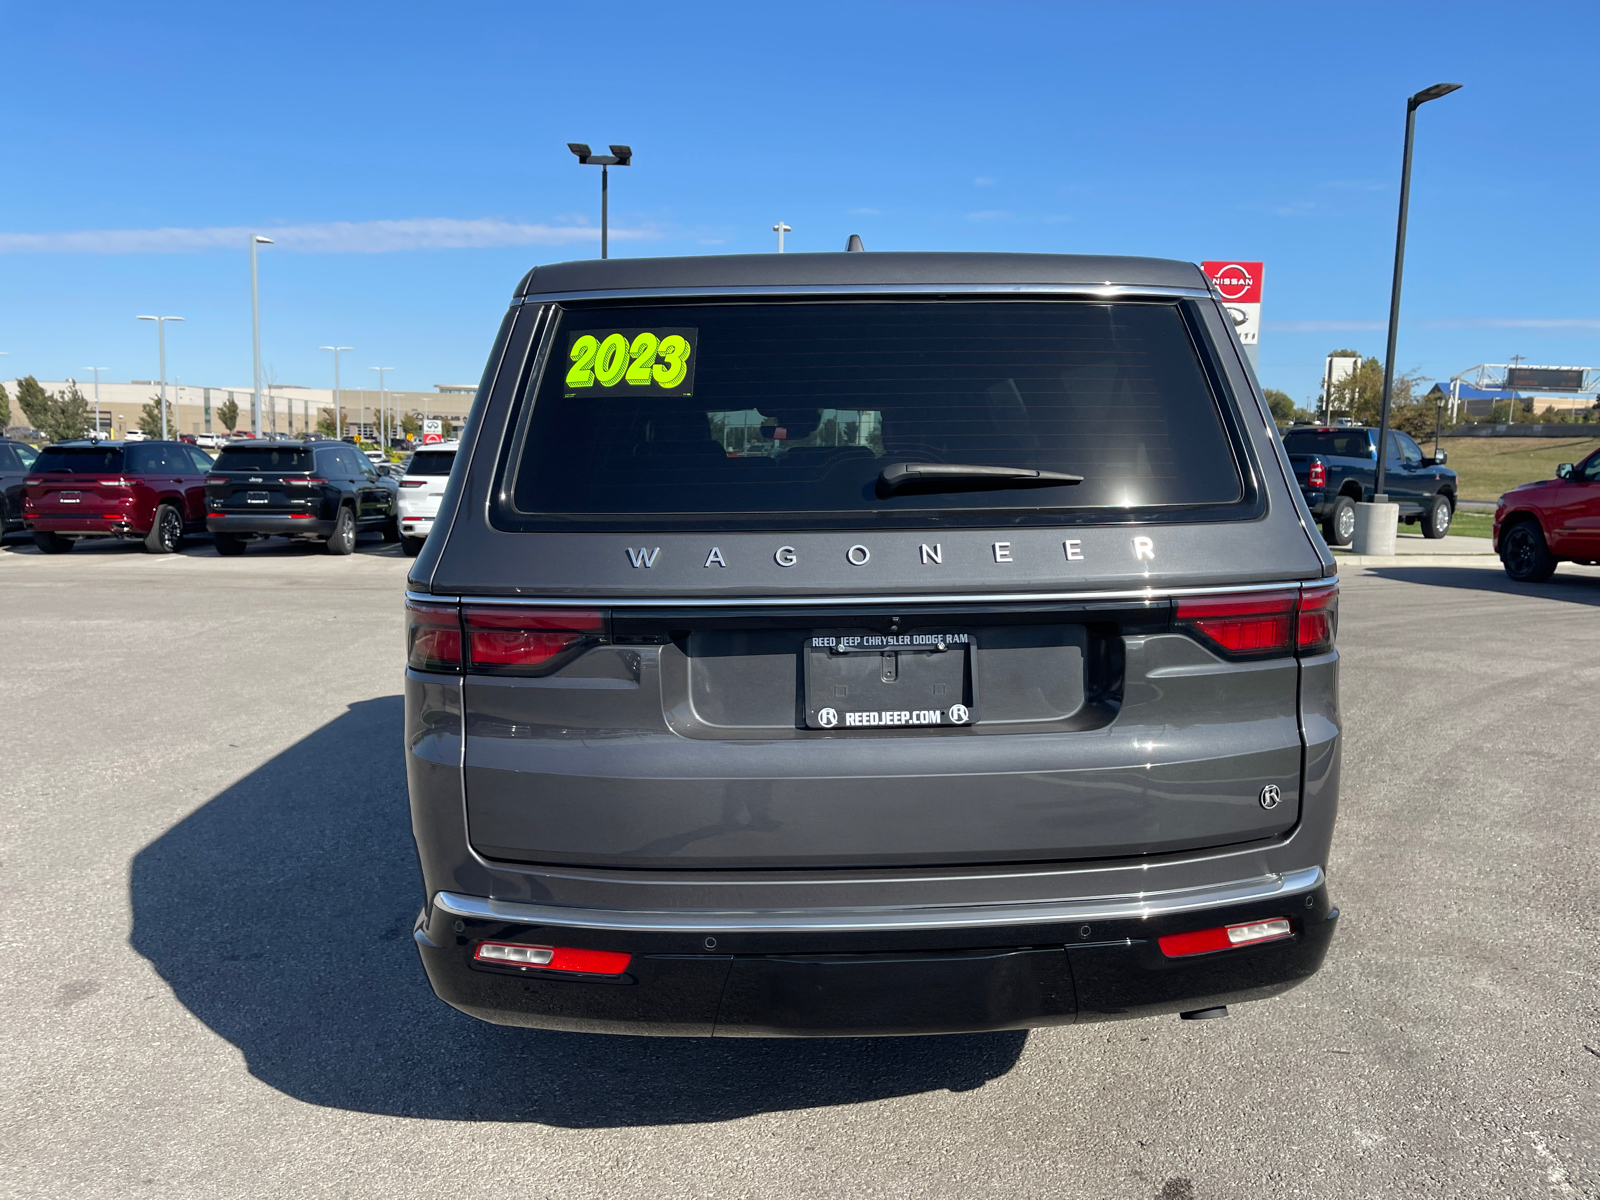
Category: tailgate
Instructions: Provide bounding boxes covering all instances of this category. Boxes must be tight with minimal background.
[461,600,1304,869]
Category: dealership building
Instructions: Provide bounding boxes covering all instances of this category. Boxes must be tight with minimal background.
[3,379,477,440]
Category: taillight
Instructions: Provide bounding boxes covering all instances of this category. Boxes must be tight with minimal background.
[474,942,631,975]
[1297,581,1338,655]
[1159,917,1292,958]
[24,476,42,486]
[400,479,427,488]
[287,477,329,486]
[1307,460,1326,489]
[1174,591,1296,657]
[98,477,134,488]
[463,607,605,675]
[1175,582,1339,660]
[406,601,463,672]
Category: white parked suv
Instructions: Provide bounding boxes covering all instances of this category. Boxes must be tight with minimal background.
[397,441,458,556]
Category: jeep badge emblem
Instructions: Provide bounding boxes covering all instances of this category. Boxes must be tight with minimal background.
[1259,784,1282,810]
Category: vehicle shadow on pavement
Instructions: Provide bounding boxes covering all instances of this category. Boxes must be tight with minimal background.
[1367,565,1600,607]
[129,696,1024,1126]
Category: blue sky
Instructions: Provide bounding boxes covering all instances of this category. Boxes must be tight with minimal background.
[2,0,1596,403]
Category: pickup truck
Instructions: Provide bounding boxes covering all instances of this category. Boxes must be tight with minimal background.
[1281,425,1458,546]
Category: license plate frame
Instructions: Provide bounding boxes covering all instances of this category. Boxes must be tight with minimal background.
[245,491,270,505]
[803,631,978,731]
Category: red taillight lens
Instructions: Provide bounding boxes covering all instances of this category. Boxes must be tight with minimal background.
[474,942,632,975]
[406,601,462,672]
[1175,591,1296,657]
[1307,460,1326,489]
[1297,581,1338,655]
[400,479,427,487]
[463,607,604,675]
[1159,917,1292,958]
[1176,583,1339,660]
[99,477,134,488]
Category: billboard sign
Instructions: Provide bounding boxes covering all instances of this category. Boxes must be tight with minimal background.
[1202,261,1263,357]
[423,419,443,434]
[1505,367,1584,393]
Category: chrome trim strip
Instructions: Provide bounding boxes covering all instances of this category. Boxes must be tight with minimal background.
[405,580,1310,609]
[516,283,1212,304]
[432,866,1322,933]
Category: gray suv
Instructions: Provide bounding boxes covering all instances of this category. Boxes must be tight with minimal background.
[405,252,1341,1036]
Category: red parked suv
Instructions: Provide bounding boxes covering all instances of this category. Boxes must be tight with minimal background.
[1495,446,1600,581]
[24,440,213,554]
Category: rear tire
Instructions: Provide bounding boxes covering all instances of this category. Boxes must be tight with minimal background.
[325,505,356,555]
[33,531,74,554]
[401,535,425,557]
[1322,495,1356,547]
[1422,494,1453,539]
[381,515,401,543]
[213,532,247,557]
[1501,517,1556,582]
[144,503,184,553]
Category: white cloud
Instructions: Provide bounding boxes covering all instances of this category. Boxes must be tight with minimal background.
[1420,317,1600,331]
[0,217,662,255]
[966,210,1012,222]
[1265,320,1384,333]
[973,176,995,187]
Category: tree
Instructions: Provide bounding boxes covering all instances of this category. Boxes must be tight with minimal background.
[217,396,239,433]
[138,394,176,438]
[26,382,91,443]
[400,411,420,439]
[15,376,53,430]
[316,407,337,435]
[1262,388,1297,424]
[0,382,10,431]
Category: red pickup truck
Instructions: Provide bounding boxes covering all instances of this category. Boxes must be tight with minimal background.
[1495,447,1600,580]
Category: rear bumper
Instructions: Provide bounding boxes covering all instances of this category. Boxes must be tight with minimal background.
[25,515,147,538]
[207,514,335,537]
[414,867,1337,1036]
[399,513,434,536]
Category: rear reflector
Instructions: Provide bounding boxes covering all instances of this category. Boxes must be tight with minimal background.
[463,607,605,675]
[1159,917,1292,958]
[1307,460,1326,489]
[406,601,463,672]
[474,941,632,975]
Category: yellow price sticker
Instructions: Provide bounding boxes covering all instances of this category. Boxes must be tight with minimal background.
[566,328,697,397]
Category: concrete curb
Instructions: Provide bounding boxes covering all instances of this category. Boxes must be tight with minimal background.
[1332,554,1500,568]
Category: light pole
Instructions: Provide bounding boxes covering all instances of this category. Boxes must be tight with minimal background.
[1504,353,1525,425]
[86,366,107,439]
[1373,82,1462,505]
[371,367,393,443]
[321,346,353,440]
[773,222,791,252]
[567,143,632,259]
[136,315,184,440]
[250,235,274,435]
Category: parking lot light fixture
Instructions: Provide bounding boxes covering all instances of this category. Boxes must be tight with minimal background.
[320,347,353,440]
[137,316,183,441]
[567,142,632,259]
[250,236,274,436]
[1374,82,1461,503]
[773,222,791,253]
[86,367,108,439]
[371,367,393,445]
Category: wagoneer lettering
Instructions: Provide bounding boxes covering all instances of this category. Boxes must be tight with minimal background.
[405,251,1341,1037]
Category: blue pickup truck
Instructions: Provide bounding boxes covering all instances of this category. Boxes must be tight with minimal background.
[1281,425,1459,546]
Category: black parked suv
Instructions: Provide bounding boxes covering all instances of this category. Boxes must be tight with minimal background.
[405,252,1342,1037]
[0,437,40,538]
[206,440,398,555]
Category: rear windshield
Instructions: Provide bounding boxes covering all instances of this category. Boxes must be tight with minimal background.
[1282,429,1372,458]
[502,301,1245,529]
[406,450,457,477]
[36,446,124,473]
[213,446,314,472]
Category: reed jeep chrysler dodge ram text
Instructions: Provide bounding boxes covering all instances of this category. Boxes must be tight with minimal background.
[403,251,1342,1037]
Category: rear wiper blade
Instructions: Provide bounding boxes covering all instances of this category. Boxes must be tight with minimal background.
[877,462,1084,496]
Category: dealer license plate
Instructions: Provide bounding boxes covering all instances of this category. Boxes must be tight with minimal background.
[246,491,269,504]
[803,632,977,731]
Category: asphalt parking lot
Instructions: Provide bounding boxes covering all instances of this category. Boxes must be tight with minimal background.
[2,538,1596,1200]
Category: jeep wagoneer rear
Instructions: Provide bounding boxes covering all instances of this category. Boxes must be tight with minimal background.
[405,252,1340,1036]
